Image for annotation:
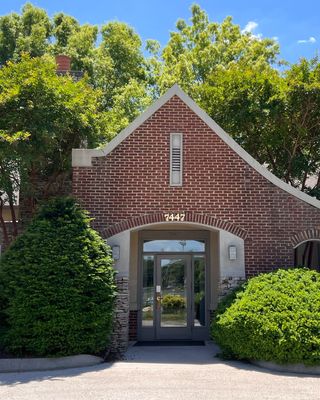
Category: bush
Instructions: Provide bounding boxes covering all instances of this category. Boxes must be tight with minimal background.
[162,294,185,312]
[211,268,320,365]
[0,197,116,357]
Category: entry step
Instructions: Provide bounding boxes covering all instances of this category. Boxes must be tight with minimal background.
[134,340,205,346]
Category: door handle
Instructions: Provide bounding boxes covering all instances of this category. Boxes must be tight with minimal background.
[156,295,163,309]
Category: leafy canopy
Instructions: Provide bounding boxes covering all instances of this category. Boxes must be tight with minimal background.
[0,54,107,218]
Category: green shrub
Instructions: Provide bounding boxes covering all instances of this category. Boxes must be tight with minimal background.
[211,268,320,365]
[0,197,116,357]
[162,294,185,312]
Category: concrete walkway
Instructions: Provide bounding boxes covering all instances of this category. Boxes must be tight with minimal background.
[0,343,319,400]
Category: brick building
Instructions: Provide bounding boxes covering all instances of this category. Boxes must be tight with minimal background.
[72,85,320,346]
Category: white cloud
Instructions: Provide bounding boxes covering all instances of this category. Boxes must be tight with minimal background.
[241,21,263,40]
[297,36,316,44]
[242,21,258,34]
[242,21,279,43]
[254,33,263,40]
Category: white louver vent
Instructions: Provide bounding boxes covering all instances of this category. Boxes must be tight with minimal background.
[170,133,183,186]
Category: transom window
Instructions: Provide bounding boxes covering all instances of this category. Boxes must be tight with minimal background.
[143,239,205,253]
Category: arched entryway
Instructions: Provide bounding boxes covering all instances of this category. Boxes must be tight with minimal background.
[106,220,246,341]
[294,240,320,271]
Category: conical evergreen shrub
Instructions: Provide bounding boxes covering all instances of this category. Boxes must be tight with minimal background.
[0,197,116,356]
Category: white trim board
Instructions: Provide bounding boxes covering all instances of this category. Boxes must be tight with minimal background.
[72,84,320,210]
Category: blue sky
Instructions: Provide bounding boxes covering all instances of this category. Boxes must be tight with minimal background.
[0,0,319,63]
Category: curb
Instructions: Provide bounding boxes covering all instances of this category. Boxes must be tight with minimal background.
[0,354,104,373]
[251,360,320,375]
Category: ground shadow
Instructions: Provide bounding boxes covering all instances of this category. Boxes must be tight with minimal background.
[123,342,320,378]
[0,343,318,386]
[0,361,113,386]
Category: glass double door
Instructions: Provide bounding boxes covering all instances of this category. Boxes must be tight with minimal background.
[141,254,206,340]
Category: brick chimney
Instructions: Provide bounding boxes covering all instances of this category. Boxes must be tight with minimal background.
[55,55,71,72]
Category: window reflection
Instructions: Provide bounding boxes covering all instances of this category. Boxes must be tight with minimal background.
[194,256,205,327]
[160,258,187,327]
[142,256,154,326]
[143,239,205,252]
[295,241,320,271]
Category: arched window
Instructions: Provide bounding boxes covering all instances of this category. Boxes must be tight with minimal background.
[294,240,320,271]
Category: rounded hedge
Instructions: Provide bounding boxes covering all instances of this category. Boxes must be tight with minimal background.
[0,197,116,357]
[211,268,320,365]
[162,294,185,312]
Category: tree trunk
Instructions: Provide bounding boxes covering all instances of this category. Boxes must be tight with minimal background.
[8,197,18,238]
[0,198,9,247]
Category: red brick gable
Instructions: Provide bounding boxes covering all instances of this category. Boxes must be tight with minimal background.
[73,94,320,276]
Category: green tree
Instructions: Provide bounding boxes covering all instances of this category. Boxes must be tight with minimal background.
[102,79,152,137]
[201,59,320,196]
[0,54,107,219]
[0,12,21,65]
[155,4,279,94]
[67,24,98,74]
[100,21,146,87]
[279,58,320,193]
[52,12,79,51]
[0,197,116,356]
[197,64,283,170]
[0,4,152,136]
[0,3,51,64]
[93,21,151,110]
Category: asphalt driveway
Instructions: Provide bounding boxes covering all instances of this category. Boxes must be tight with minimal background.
[0,343,319,400]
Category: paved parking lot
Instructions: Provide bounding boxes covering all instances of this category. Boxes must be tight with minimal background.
[0,343,319,400]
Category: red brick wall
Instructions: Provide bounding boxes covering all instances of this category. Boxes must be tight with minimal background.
[129,310,138,341]
[73,95,320,276]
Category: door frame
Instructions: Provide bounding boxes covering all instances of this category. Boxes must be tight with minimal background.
[137,230,210,341]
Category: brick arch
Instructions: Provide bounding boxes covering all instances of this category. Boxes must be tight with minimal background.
[290,228,320,247]
[103,212,248,239]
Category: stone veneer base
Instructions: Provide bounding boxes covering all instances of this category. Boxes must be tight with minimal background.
[108,277,129,357]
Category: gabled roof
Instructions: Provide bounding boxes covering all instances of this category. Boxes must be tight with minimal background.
[72,84,320,210]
